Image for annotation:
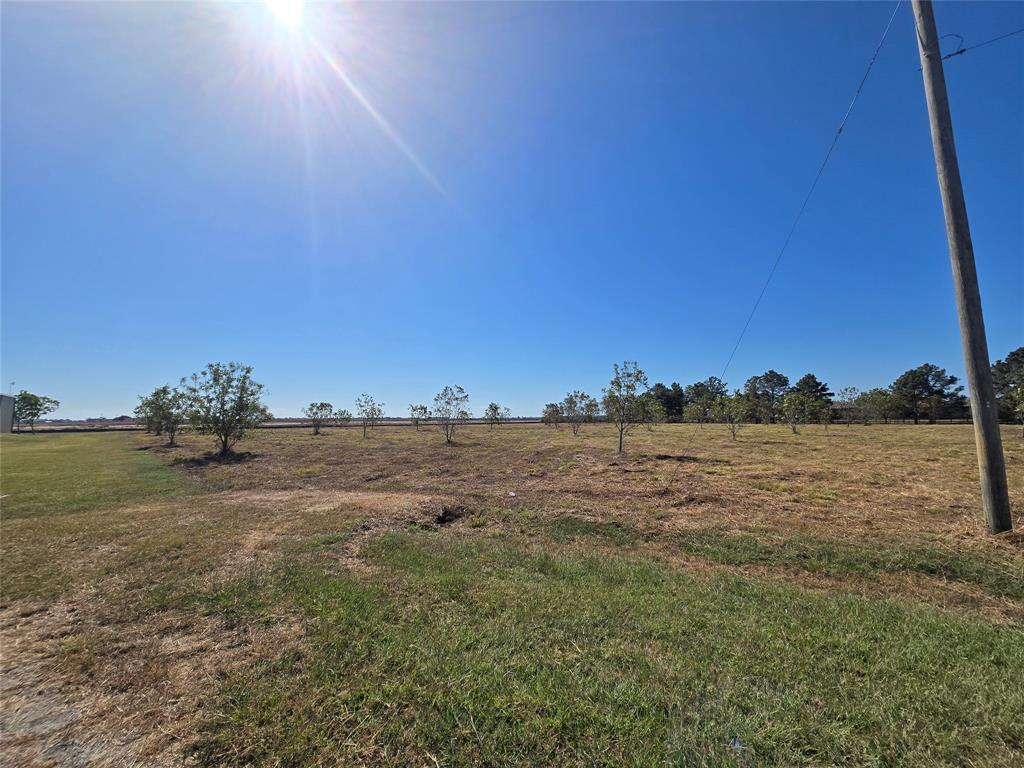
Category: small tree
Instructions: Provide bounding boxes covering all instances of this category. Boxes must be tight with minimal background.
[836,386,860,427]
[602,361,664,454]
[857,388,897,424]
[433,385,470,444]
[780,390,816,435]
[713,391,749,440]
[303,402,335,435]
[541,403,563,428]
[137,385,185,445]
[484,402,510,429]
[409,404,430,430]
[334,408,353,428]
[181,362,271,456]
[355,394,384,438]
[561,390,599,436]
[683,377,727,428]
[13,390,60,433]
[134,392,162,435]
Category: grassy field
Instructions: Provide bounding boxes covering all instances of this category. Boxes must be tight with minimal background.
[1,424,1022,766]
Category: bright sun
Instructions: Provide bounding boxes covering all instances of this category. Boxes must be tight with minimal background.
[264,0,304,30]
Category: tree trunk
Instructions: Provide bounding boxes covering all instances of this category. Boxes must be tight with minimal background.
[618,427,624,454]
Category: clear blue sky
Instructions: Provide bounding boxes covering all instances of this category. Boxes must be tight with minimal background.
[2,1,1021,419]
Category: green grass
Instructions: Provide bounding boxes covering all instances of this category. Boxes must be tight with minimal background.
[0,432,193,519]
[195,531,1024,767]
[672,530,1024,600]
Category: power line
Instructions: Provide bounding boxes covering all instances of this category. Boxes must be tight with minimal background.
[674,1,903,453]
[940,27,1024,61]
[716,0,903,386]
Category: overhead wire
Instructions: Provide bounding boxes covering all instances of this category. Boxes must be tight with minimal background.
[677,0,903,451]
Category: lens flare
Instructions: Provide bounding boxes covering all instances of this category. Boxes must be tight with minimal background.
[265,0,303,30]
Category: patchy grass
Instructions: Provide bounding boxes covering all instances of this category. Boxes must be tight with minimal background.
[194,532,1024,767]
[2,426,1023,766]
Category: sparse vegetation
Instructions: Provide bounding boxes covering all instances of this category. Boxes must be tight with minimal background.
[433,385,470,444]
[2,423,1022,766]
[483,401,510,429]
[561,390,599,435]
[302,402,336,435]
[356,393,385,438]
[602,361,663,453]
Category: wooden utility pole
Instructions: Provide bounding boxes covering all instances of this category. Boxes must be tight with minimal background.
[912,0,1012,533]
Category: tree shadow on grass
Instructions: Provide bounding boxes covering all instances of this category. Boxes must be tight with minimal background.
[171,451,256,468]
[643,454,731,465]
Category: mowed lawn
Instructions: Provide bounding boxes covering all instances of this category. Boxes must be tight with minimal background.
[1,425,1022,767]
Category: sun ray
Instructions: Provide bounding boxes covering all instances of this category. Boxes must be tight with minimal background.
[309,36,446,197]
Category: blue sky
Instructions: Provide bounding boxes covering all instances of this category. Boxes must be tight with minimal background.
[2,1,1021,419]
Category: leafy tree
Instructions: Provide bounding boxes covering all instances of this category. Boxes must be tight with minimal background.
[793,373,833,403]
[483,402,511,429]
[744,371,789,424]
[355,394,384,438]
[13,390,60,433]
[561,390,599,435]
[857,388,898,424]
[409,404,430,430]
[433,386,470,444]
[541,403,563,427]
[134,392,163,435]
[835,386,861,427]
[682,377,728,427]
[713,391,750,440]
[780,390,818,434]
[649,382,686,422]
[303,402,335,435]
[181,363,271,455]
[137,385,186,444]
[334,408,353,428]
[992,347,1024,432]
[891,364,962,424]
[602,361,664,454]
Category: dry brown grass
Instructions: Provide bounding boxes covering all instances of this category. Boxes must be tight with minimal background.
[163,422,1024,549]
[2,423,1022,766]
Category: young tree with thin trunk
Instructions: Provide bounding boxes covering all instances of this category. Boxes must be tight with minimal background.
[334,408,353,429]
[137,385,186,445]
[355,394,384,438]
[602,361,663,454]
[836,387,860,427]
[181,362,271,456]
[780,390,816,435]
[541,403,563,428]
[409,404,430,430]
[483,402,510,429]
[303,402,335,435]
[433,386,470,444]
[561,390,599,435]
[713,391,749,441]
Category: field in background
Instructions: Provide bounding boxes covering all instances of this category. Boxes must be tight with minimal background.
[1,424,1022,766]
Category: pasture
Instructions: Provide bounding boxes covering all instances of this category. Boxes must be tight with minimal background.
[1,424,1022,767]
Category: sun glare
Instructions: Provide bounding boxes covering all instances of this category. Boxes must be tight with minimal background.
[265,0,304,30]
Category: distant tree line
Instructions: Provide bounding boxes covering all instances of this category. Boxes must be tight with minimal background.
[124,345,1022,456]
[644,348,1023,433]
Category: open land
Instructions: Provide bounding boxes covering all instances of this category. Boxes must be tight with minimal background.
[1,423,1022,767]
